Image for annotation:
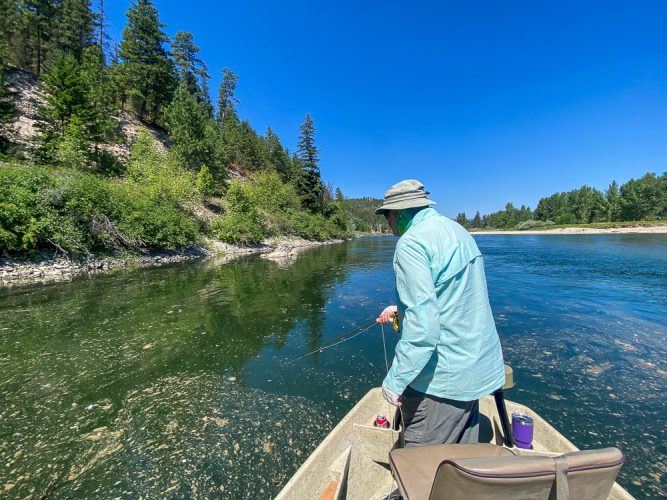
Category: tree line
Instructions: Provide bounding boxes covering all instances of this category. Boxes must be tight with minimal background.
[455,172,667,230]
[0,0,352,255]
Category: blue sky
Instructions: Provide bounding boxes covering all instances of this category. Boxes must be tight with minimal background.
[106,1,667,216]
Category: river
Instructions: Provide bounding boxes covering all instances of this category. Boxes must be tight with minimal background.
[1,235,665,498]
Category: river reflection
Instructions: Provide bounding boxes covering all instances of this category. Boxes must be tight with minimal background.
[0,235,665,497]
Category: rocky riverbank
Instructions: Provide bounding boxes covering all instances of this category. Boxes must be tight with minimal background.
[0,238,345,287]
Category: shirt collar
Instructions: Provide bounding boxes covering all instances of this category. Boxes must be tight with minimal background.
[410,207,438,227]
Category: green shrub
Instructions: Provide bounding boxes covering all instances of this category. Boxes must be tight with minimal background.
[247,171,301,213]
[516,219,555,230]
[197,164,215,196]
[127,131,197,204]
[0,163,57,253]
[114,187,199,249]
[286,210,330,240]
[0,160,200,255]
[210,211,265,245]
[211,179,266,244]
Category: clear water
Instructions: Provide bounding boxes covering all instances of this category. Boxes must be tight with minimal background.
[0,235,665,498]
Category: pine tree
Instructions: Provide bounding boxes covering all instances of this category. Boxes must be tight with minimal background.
[455,212,469,228]
[80,45,119,168]
[472,211,481,228]
[265,127,293,182]
[19,0,57,75]
[55,0,96,62]
[606,180,620,222]
[199,76,214,118]
[237,119,265,170]
[0,60,15,153]
[116,0,176,122]
[216,68,238,123]
[296,114,324,213]
[38,53,89,136]
[36,50,115,169]
[0,0,18,65]
[163,81,209,169]
[172,31,210,105]
[36,52,90,163]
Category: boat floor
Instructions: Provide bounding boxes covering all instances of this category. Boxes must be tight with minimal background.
[276,388,633,500]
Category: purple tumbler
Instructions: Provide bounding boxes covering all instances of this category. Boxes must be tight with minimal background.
[512,413,534,449]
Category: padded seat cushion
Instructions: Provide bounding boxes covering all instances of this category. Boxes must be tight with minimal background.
[389,444,515,500]
[390,444,624,500]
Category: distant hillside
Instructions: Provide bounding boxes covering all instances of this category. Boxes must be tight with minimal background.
[3,67,170,164]
[344,197,390,233]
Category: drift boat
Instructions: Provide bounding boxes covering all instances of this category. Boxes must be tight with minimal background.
[276,366,633,500]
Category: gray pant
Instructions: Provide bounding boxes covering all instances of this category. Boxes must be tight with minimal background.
[401,386,479,448]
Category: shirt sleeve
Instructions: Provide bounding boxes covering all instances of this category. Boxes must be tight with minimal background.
[383,240,440,395]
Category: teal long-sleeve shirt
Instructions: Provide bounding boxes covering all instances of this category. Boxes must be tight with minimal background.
[382,208,505,401]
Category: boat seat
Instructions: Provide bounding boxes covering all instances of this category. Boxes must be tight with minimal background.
[389,444,625,500]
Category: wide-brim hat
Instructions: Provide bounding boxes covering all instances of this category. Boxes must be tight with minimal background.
[375,179,436,214]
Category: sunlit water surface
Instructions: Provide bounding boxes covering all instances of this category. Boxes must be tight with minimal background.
[1,235,665,498]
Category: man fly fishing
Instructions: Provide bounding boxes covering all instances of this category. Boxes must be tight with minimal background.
[375,179,505,447]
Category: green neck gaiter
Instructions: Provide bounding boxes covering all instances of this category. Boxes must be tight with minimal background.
[396,207,423,236]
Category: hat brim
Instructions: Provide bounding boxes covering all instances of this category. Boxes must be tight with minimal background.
[375,198,436,215]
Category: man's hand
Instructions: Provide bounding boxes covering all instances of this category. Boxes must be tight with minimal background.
[382,383,402,407]
[376,305,397,324]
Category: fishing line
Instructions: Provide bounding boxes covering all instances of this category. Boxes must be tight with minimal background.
[282,319,378,366]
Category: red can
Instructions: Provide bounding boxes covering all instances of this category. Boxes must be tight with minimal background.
[374,414,389,428]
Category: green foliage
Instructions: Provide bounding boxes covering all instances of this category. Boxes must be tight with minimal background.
[211,180,265,244]
[54,115,89,168]
[196,164,215,196]
[15,0,57,75]
[478,172,666,229]
[211,173,350,245]
[481,202,533,229]
[605,181,621,222]
[216,68,238,124]
[534,186,606,224]
[126,130,197,204]
[210,211,265,245]
[265,127,295,183]
[2,0,354,255]
[0,157,200,255]
[286,210,330,240]
[0,0,18,65]
[39,52,89,130]
[619,173,666,221]
[55,0,96,62]
[171,31,210,104]
[455,212,469,228]
[237,120,266,171]
[532,174,666,225]
[0,62,15,154]
[472,211,481,228]
[344,197,389,233]
[36,50,118,170]
[163,81,209,169]
[113,187,199,249]
[246,171,301,214]
[116,0,176,122]
[296,114,323,213]
[79,45,119,144]
[515,219,555,230]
